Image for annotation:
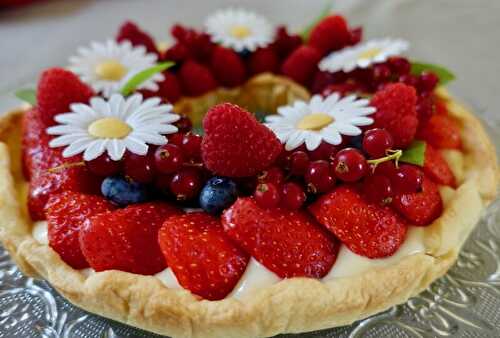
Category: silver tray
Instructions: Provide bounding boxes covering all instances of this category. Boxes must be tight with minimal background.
[0,102,498,338]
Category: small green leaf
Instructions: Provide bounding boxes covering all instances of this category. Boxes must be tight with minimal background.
[400,140,426,166]
[300,2,332,41]
[410,62,455,85]
[192,125,204,136]
[120,61,175,96]
[15,88,37,105]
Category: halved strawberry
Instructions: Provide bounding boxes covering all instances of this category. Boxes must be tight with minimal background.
[392,177,443,226]
[417,114,462,149]
[28,165,102,221]
[309,185,408,258]
[222,197,339,278]
[423,144,456,187]
[46,192,116,269]
[79,202,180,275]
[158,212,248,300]
[21,108,51,179]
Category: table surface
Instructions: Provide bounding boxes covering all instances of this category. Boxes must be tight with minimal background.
[0,1,499,337]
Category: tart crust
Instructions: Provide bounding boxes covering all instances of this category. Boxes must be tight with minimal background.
[0,89,497,338]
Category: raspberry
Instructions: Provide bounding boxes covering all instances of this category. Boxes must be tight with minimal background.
[371,83,418,148]
[281,45,322,85]
[248,47,279,75]
[159,212,248,300]
[140,71,182,103]
[201,103,282,177]
[308,15,351,54]
[272,26,303,59]
[210,46,246,87]
[179,60,217,96]
[116,21,159,55]
[46,192,115,269]
[37,68,94,126]
[222,197,339,278]
[170,24,214,62]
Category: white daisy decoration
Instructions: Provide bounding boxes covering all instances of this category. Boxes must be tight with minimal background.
[47,93,180,161]
[69,40,164,98]
[265,94,376,151]
[319,38,409,73]
[205,8,273,52]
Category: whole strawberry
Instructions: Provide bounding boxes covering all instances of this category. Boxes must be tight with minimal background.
[423,144,456,187]
[210,46,246,87]
[281,45,322,85]
[21,108,52,179]
[36,68,94,126]
[308,15,351,54]
[116,21,159,55]
[392,177,443,226]
[222,197,339,278]
[158,212,248,300]
[310,185,408,258]
[201,103,282,177]
[46,192,115,269]
[80,202,180,275]
[371,83,418,148]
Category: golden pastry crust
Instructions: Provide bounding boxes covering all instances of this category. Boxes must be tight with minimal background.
[0,89,497,338]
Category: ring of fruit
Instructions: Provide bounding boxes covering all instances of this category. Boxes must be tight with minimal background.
[0,8,498,338]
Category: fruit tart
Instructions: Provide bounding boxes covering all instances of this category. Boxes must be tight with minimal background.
[0,8,498,338]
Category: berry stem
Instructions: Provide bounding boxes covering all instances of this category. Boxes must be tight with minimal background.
[367,149,402,170]
[48,161,85,173]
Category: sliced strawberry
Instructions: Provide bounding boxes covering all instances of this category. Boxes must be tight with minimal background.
[80,202,180,275]
[309,186,408,258]
[392,177,443,226]
[201,103,282,177]
[423,144,456,187]
[21,108,50,179]
[46,192,116,269]
[417,114,462,149]
[158,212,248,300]
[36,68,94,126]
[222,197,339,278]
[28,165,102,221]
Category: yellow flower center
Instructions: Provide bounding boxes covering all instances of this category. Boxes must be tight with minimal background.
[95,60,127,81]
[88,117,132,139]
[230,25,251,39]
[358,47,381,61]
[296,113,334,131]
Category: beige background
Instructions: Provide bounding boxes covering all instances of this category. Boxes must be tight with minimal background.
[0,0,499,130]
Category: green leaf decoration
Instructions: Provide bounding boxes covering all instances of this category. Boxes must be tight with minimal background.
[410,62,456,85]
[120,61,175,96]
[300,2,332,41]
[399,140,427,166]
[192,125,204,136]
[15,88,37,105]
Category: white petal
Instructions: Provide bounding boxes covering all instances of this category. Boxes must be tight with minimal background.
[349,117,374,126]
[131,131,168,145]
[304,133,323,151]
[62,138,94,158]
[284,130,306,151]
[106,139,127,161]
[46,125,86,135]
[49,133,89,147]
[123,137,149,156]
[321,130,342,145]
[83,140,107,161]
[334,122,362,136]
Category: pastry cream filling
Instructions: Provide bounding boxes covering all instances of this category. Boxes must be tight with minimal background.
[31,223,426,298]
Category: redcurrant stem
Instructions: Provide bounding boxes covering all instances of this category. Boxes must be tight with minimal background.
[366,149,402,171]
[47,161,85,173]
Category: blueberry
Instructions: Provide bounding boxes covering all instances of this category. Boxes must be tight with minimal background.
[199,177,238,214]
[101,176,150,206]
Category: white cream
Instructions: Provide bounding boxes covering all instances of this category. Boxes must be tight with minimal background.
[229,258,281,298]
[31,219,426,297]
[323,227,425,280]
[155,268,182,289]
[32,221,49,245]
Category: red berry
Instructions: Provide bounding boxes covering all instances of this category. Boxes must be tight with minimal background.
[362,128,394,158]
[363,174,393,205]
[181,133,202,160]
[116,21,158,55]
[174,115,192,133]
[388,57,411,75]
[417,114,461,149]
[272,26,303,59]
[179,60,217,96]
[248,47,279,75]
[168,132,186,147]
[259,166,285,186]
[254,183,281,208]
[154,144,185,174]
[124,151,156,183]
[169,168,202,200]
[289,151,310,176]
[415,93,436,123]
[348,27,363,45]
[210,46,246,87]
[372,160,397,177]
[281,182,306,210]
[372,63,391,84]
[86,154,122,176]
[281,45,322,85]
[305,160,336,193]
[308,15,351,53]
[308,142,338,161]
[399,74,419,88]
[392,164,424,195]
[423,145,456,187]
[418,71,439,93]
[332,148,368,182]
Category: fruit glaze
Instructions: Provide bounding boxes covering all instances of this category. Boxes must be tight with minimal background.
[18,8,467,301]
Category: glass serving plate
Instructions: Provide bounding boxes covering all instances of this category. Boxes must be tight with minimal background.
[0,94,498,338]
